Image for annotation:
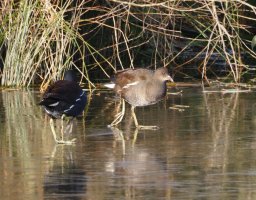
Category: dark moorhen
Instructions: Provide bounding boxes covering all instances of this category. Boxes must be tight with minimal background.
[39,70,87,144]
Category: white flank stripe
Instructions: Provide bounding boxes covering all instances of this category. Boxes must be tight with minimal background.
[80,91,85,97]
[49,102,59,107]
[104,83,115,89]
[64,105,75,112]
[76,98,81,102]
[123,81,139,89]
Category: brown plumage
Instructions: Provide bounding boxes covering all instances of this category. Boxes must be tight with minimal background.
[107,67,173,129]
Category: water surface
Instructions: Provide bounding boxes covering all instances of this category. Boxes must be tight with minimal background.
[1,86,256,200]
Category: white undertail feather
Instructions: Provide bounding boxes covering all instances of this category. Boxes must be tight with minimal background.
[104,83,115,89]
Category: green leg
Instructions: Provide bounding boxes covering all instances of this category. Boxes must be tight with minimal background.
[50,118,58,142]
[65,118,74,135]
[109,99,125,127]
[131,106,159,130]
[49,116,76,145]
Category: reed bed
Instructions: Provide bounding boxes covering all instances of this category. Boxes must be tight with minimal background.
[0,0,99,90]
[0,0,256,88]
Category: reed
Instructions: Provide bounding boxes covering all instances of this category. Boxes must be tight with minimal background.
[1,0,256,87]
[0,0,101,90]
[99,0,256,83]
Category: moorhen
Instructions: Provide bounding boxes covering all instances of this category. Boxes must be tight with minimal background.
[105,67,173,129]
[39,70,87,144]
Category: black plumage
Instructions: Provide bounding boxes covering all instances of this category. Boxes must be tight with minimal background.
[39,70,87,144]
[39,80,86,118]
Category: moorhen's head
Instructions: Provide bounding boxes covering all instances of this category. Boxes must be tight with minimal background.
[154,67,173,82]
[64,69,77,82]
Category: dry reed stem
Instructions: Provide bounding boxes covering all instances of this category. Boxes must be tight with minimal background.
[1,0,256,86]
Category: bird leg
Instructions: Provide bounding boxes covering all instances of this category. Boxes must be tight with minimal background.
[61,114,65,140]
[60,114,76,144]
[64,117,74,135]
[109,99,125,127]
[50,118,58,142]
[48,116,76,145]
[131,106,159,130]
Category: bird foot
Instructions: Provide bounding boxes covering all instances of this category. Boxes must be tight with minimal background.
[108,123,119,128]
[108,115,124,127]
[55,138,76,145]
[136,125,159,130]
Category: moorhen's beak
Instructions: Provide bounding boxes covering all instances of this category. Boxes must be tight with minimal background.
[167,75,174,82]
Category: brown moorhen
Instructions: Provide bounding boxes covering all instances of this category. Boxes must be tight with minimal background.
[105,67,173,129]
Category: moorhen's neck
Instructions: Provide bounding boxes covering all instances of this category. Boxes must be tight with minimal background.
[148,78,167,100]
[64,70,77,82]
[154,69,173,82]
